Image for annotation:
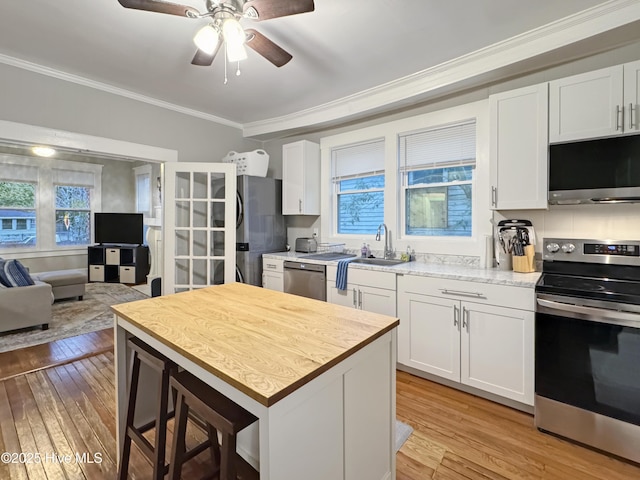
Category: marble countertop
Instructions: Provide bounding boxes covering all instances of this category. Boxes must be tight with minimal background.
[263,251,541,288]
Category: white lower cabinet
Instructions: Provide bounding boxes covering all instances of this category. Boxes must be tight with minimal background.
[398,274,534,406]
[262,258,284,292]
[326,266,397,316]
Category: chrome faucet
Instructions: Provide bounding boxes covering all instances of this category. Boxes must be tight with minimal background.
[376,223,393,259]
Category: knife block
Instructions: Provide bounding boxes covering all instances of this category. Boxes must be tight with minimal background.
[512,245,535,273]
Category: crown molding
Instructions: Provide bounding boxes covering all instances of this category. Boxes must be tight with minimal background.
[243,0,640,138]
[0,53,242,130]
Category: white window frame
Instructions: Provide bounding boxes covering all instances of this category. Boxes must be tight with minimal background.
[321,100,490,258]
[133,164,153,217]
[398,120,477,239]
[331,139,385,237]
[0,154,102,255]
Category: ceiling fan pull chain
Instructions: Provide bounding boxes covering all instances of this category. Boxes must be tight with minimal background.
[236,61,241,77]
[223,46,228,84]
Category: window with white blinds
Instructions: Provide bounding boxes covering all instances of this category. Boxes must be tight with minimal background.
[0,154,102,251]
[332,139,385,235]
[398,120,476,237]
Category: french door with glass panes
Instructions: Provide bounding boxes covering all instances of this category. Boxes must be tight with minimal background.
[163,163,236,294]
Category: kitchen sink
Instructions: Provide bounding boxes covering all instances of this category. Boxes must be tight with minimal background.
[350,258,407,266]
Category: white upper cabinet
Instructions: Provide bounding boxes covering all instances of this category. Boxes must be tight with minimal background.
[489,83,549,210]
[282,140,320,215]
[549,60,640,142]
[624,60,640,135]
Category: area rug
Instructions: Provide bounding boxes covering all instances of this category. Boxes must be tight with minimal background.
[0,283,148,353]
[396,419,413,451]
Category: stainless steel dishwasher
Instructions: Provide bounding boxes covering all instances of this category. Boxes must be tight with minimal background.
[283,261,326,301]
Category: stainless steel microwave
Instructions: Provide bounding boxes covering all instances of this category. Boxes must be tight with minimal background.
[548,135,640,204]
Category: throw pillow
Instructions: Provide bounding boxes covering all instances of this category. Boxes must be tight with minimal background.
[0,258,6,288]
[0,259,8,287]
[0,259,35,287]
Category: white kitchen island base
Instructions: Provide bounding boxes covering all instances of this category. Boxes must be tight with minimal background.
[115,318,397,480]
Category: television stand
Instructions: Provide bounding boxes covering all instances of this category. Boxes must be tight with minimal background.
[88,245,150,285]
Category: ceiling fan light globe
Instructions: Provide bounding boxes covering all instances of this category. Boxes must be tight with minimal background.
[193,25,220,54]
[227,42,247,62]
[222,17,245,46]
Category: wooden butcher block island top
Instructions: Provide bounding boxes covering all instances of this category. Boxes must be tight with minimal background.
[112,283,399,407]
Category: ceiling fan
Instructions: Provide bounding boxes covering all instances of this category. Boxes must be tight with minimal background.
[117,0,314,68]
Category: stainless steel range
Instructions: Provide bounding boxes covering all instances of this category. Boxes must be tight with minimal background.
[535,238,640,463]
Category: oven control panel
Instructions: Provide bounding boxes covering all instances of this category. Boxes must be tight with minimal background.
[543,238,640,265]
[584,243,640,256]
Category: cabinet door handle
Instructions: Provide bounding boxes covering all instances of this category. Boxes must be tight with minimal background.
[616,105,623,131]
[353,288,357,308]
[631,103,636,130]
[358,289,362,308]
[453,304,460,329]
[462,306,469,331]
[299,199,302,213]
[491,186,497,207]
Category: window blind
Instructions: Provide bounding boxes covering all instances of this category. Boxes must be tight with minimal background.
[399,121,476,171]
[53,169,95,187]
[0,162,38,182]
[332,139,385,179]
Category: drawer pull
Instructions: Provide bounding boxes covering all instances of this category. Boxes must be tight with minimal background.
[440,289,485,299]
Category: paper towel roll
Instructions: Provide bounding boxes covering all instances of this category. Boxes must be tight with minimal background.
[483,235,494,269]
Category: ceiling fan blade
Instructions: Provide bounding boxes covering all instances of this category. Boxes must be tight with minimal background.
[242,0,314,21]
[117,0,199,17]
[191,43,221,66]
[245,29,292,67]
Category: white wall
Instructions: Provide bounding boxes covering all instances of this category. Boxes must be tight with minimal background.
[495,205,640,251]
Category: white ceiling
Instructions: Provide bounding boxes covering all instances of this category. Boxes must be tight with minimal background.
[0,0,638,138]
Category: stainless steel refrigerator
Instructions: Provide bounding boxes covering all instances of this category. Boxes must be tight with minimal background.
[212,175,286,286]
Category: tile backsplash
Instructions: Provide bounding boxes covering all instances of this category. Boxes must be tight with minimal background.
[496,204,640,249]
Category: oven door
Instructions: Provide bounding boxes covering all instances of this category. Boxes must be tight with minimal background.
[536,294,640,426]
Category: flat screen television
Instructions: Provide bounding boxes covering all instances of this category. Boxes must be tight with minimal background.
[94,213,144,245]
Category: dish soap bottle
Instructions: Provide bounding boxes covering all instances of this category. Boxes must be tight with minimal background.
[361,242,368,258]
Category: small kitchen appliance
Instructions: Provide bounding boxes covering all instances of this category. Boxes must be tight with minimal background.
[535,238,640,463]
[295,237,318,253]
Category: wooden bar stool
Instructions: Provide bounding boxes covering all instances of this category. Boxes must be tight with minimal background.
[118,336,178,480]
[169,370,259,480]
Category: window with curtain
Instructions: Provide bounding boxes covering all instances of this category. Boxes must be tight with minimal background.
[399,120,476,237]
[332,139,385,235]
[0,155,102,253]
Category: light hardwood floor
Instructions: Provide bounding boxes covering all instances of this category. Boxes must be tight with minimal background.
[0,330,639,479]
